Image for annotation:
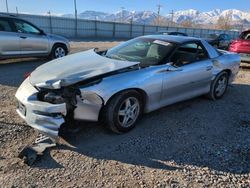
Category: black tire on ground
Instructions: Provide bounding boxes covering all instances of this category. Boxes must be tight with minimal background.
[103,90,143,134]
[207,71,229,100]
[50,44,67,59]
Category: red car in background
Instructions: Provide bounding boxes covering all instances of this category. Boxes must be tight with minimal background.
[229,30,250,63]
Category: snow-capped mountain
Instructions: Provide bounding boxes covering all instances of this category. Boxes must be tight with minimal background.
[62,9,250,25]
[167,9,250,24]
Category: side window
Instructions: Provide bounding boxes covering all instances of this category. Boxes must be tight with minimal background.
[14,20,40,34]
[0,19,12,32]
[170,42,209,67]
[225,34,231,40]
[219,34,225,40]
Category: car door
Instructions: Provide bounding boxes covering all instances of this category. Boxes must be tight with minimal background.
[224,34,231,48]
[0,17,20,57]
[160,42,213,106]
[13,19,49,55]
[219,34,230,49]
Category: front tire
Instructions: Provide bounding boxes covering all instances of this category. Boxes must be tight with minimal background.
[208,71,229,100]
[104,90,143,133]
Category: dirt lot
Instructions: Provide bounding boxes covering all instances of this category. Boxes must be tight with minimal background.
[0,41,250,188]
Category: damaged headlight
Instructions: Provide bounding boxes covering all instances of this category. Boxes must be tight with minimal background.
[37,90,65,104]
[43,92,65,104]
[37,87,80,106]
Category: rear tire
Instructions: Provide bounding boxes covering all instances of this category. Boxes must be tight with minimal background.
[207,71,229,100]
[103,90,143,134]
[50,44,67,59]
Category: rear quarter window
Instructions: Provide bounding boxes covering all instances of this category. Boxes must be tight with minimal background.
[0,19,12,32]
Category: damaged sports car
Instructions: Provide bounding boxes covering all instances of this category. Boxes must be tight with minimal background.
[16,35,240,140]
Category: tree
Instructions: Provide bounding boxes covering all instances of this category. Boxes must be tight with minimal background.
[151,16,170,26]
[180,20,194,28]
[216,13,233,30]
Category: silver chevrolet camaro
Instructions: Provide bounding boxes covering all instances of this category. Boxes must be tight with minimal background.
[15,35,240,140]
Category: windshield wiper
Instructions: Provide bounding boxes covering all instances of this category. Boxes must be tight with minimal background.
[105,54,127,61]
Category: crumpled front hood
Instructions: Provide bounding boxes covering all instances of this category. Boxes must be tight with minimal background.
[29,49,139,89]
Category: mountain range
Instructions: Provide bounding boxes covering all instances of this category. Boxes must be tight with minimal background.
[62,9,250,26]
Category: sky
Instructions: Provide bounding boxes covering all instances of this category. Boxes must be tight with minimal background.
[0,0,249,15]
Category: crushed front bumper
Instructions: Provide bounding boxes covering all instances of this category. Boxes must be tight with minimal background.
[15,78,67,140]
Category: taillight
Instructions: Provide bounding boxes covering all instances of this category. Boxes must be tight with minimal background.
[230,40,237,46]
[24,72,31,79]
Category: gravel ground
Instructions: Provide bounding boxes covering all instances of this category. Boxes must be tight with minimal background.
[0,41,250,188]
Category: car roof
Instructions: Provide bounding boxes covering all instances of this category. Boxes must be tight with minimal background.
[242,29,250,33]
[142,35,201,44]
[0,13,18,19]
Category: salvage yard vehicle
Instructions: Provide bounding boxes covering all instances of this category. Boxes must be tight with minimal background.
[229,29,250,63]
[0,14,70,60]
[15,35,240,140]
[156,31,188,36]
[205,33,231,49]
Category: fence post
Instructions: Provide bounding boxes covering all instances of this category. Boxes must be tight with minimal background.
[75,17,78,38]
[94,20,97,38]
[142,24,145,35]
[113,22,116,38]
[130,22,133,38]
[49,14,53,34]
[200,29,203,38]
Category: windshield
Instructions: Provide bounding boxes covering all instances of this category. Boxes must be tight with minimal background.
[105,37,174,67]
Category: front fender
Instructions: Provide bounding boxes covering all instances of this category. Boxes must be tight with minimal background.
[79,66,165,113]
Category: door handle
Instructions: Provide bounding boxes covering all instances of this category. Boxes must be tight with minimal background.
[20,36,27,39]
[206,66,213,71]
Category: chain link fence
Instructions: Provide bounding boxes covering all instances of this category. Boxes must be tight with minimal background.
[3,13,240,39]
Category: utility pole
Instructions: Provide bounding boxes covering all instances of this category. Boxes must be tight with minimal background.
[170,10,174,27]
[48,11,53,33]
[120,7,125,22]
[74,0,77,37]
[5,0,9,13]
[16,7,18,15]
[157,4,162,26]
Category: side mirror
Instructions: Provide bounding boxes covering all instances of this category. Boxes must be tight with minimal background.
[40,30,46,35]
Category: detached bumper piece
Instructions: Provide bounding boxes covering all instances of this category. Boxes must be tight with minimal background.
[18,134,56,165]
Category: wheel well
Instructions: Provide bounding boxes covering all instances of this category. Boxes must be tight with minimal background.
[223,69,232,77]
[107,88,147,106]
[98,88,148,121]
[52,43,68,54]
